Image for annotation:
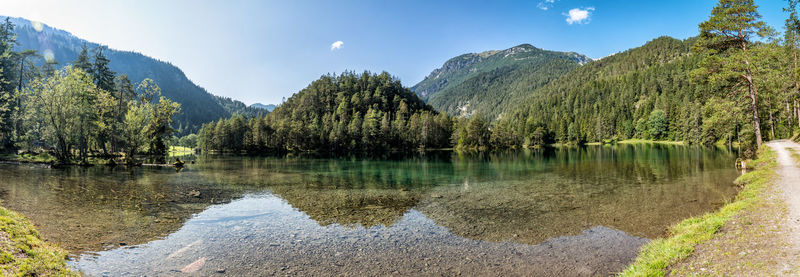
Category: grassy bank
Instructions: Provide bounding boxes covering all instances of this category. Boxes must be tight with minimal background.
[0,204,78,276]
[620,147,776,276]
[0,153,58,164]
[583,139,686,146]
[168,146,194,153]
[617,139,685,145]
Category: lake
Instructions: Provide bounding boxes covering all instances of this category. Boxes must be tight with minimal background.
[0,144,739,276]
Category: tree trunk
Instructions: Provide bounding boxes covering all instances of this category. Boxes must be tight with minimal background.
[796,100,800,129]
[769,110,775,140]
[744,66,763,147]
[787,100,793,133]
[794,49,800,130]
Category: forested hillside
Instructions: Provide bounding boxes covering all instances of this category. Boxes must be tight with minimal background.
[9,17,252,133]
[198,72,453,154]
[412,44,590,118]
[503,36,703,143]
[500,24,798,154]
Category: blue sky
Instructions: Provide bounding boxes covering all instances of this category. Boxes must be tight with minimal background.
[0,0,790,105]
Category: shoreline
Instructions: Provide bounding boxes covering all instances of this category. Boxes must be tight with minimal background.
[0,204,78,276]
[621,141,800,276]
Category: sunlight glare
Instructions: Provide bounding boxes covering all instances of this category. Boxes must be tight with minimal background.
[43,49,55,62]
[32,21,43,32]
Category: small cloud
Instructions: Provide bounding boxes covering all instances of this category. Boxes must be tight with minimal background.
[537,0,556,11]
[330,41,344,51]
[564,7,594,25]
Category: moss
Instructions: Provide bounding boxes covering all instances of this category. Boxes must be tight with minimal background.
[0,204,79,276]
[619,147,776,277]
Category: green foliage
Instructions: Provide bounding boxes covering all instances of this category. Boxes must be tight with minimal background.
[121,100,150,163]
[10,17,251,134]
[177,133,198,148]
[73,44,92,73]
[92,47,115,91]
[692,0,775,148]
[198,72,453,155]
[0,18,17,151]
[504,36,702,145]
[416,44,587,119]
[22,66,103,162]
[647,109,668,140]
[116,78,182,163]
[454,117,491,150]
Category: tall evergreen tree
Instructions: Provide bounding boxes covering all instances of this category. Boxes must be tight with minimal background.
[92,47,115,91]
[692,0,774,148]
[0,18,17,151]
[73,44,92,73]
[786,0,800,128]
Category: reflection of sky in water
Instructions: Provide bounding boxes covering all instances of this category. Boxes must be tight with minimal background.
[0,145,740,276]
[73,194,647,276]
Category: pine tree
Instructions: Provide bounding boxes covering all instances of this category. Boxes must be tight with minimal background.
[786,0,800,129]
[0,17,17,150]
[73,44,93,73]
[92,47,115,91]
[693,0,775,148]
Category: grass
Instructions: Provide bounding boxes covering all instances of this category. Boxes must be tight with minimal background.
[0,204,78,276]
[789,148,800,165]
[0,153,57,164]
[583,139,686,146]
[619,147,777,277]
[616,139,685,145]
[168,146,194,153]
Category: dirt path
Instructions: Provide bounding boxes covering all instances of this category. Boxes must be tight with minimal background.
[768,140,800,259]
[668,141,800,275]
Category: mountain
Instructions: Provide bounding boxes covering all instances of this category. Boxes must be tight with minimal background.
[214,96,267,117]
[250,103,277,112]
[412,44,590,119]
[504,36,702,142]
[7,16,252,134]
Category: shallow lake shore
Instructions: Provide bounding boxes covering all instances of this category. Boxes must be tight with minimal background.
[0,204,77,276]
[623,141,800,276]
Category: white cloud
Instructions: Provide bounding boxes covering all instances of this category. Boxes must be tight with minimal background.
[330,41,344,51]
[537,0,556,11]
[564,7,594,25]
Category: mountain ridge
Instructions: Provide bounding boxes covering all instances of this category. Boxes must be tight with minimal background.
[413,43,591,119]
[6,16,254,133]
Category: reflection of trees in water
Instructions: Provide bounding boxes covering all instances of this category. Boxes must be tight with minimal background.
[546,144,737,183]
[417,171,736,245]
[194,160,430,228]
[270,184,422,228]
[0,144,737,255]
[193,145,737,236]
[0,165,246,254]
[417,145,739,245]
